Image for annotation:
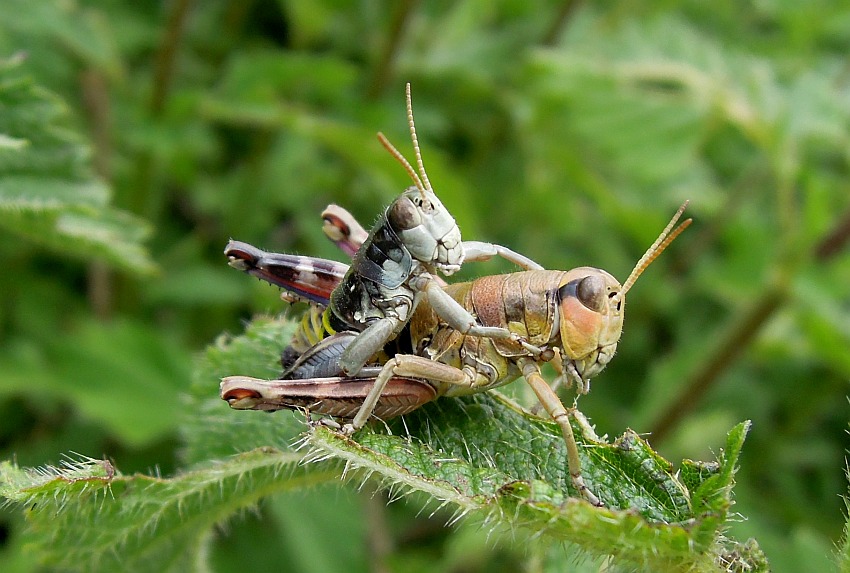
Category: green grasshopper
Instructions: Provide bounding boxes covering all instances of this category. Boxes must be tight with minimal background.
[222,202,691,506]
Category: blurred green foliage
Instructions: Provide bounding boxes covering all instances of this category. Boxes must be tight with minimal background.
[1,1,849,572]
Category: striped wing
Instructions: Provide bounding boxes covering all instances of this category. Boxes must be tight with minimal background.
[225,240,348,306]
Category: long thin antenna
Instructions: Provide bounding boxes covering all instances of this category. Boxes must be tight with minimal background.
[377,132,424,192]
[405,83,431,194]
[619,201,692,298]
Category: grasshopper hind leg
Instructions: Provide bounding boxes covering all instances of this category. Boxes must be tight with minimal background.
[321,204,369,257]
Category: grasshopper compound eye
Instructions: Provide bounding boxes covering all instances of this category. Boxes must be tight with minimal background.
[388,195,423,231]
[558,272,617,315]
[576,275,606,313]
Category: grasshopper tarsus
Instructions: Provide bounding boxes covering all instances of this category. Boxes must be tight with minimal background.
[318,417,343,431]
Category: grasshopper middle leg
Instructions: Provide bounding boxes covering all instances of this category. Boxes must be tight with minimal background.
[413,277,544,356]
[337,277,545,375]
[344,355,471,432]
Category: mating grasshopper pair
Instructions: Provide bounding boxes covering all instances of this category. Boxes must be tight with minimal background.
[220,85,691,507]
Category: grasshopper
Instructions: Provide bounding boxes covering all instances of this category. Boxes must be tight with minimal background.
[222,203,692,506]
[226,83,542,378]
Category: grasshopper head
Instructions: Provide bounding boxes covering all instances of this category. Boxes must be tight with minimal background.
[388,188,463,274]
[557,202,692,390]
[556,267,624,381]
[377,83,464,275]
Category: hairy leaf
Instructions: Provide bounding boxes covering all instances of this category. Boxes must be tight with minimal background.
[0,450,336,573]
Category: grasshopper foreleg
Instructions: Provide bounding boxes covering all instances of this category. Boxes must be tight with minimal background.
[339,271,545,376]
[462,241,544,271]
[519,357,602,507]
[322,207,544,273]
[564,360,590,395]
[337,273,543,375]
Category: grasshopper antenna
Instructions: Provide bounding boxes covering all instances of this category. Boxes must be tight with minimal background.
[376,84,431,197]
[405,82,431,195]
[378,132,424,193]
[618,201,692,299]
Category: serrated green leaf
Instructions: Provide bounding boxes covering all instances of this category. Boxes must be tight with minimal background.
[1,208,156,275]
[0,59,155,275]
[309,410,758,570]
[182,315,305,465]
[839,465,850,573]
[0,0,122,79]
[691,421,750,516]
[0,177,109,210]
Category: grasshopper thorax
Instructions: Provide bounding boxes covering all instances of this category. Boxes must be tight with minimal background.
[387,187,464,275]
[556,267,624,380]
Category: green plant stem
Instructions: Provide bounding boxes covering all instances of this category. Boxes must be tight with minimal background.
[150,0,193,116]
[80,69,114,319]
[815,208,850,260]
[130,0,193,218]
[651,149,842,443]
[652,158,800,444]
[651,192,849,443]
[670,165,764,276]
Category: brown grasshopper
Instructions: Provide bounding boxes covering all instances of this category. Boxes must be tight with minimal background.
[222,203,692,506]
[225,83,542,378]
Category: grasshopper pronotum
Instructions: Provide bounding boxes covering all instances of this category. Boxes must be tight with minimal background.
[222,202,692,506]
